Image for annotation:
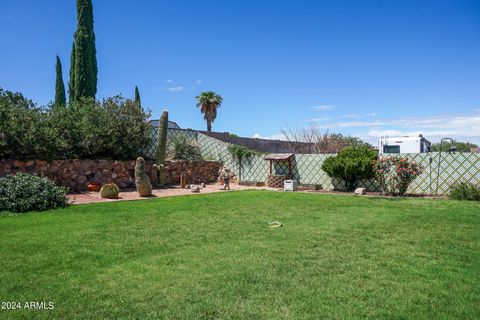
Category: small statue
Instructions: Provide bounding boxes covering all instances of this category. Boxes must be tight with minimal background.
[135,157,152,197]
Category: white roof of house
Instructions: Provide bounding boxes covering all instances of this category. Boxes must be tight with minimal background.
[381,135,430,143]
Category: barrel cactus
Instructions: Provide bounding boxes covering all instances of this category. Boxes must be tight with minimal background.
[135,157,152,197]
[100,183,120,199]
[154,110,168,186]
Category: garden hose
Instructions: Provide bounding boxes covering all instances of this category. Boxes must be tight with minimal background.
[268,221,282,227]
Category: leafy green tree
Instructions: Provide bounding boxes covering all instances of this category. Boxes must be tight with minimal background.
[0,88,61,159]
[322,146,378,191]
[431,140,478,153]
[1,88,151,160]
[54,55,66,107]
[195,91,223,132]
[228,144,259,181]
[134,86,141,106]
[73,0,97,101]
[68,41,76,103]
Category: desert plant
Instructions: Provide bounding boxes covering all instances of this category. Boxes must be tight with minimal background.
[100,183,119,199]
[322,146,378,191]
[227,144,258,160]
[372,156,423,196]
[0,173,68,213]
[153,110,168,186]
[135,157,152,197]
[195,91,223,132]
[449,182,480,201]
[168,135,203,161]
[228,144,259,181]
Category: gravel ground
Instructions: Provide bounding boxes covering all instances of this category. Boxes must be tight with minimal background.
[68,183,277,204]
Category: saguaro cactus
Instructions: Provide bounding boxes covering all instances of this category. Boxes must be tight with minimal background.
[135,157,152,197]
[154,110,168,186]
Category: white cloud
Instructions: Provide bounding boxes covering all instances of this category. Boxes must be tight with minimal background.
[308,118,330,122]
[315,111,480,144]
[191,80,203,90]
[165,79,173,83]
[312,105,335,111]
[340,112,378,119]
[167,86,183,92]
[252,133,287,140]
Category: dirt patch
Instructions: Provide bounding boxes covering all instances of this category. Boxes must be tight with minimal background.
[68,183,278,204]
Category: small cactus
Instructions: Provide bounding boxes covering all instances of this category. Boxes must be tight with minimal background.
[135,157,152,197]
[100,183,120,199]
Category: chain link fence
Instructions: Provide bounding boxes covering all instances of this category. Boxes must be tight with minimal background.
[145,128,480,195]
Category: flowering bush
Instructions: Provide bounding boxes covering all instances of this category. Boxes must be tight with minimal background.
[372,156,423,196]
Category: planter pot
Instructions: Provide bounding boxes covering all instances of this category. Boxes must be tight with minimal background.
[87,182,101,192]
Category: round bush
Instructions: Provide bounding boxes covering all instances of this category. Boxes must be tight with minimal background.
[0,173,68,213]
[322,146,378,191]
[100,183,120,199]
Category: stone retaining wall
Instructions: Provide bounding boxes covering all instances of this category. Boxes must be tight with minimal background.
[164,160,223,185]
[0,159,222,192]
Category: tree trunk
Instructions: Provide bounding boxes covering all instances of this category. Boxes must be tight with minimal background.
[207,120,212,132]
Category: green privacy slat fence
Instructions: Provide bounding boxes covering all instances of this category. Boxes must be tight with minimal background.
[145,128,480,195]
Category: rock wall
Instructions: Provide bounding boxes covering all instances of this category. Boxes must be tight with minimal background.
[0,159,222,192]
[164,160,223,185]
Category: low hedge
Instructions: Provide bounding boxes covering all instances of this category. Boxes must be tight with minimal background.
[449,182,480,201]
[0,173,68,213]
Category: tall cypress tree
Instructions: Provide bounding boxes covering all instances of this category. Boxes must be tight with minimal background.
[134,86,141,106]
[73,0,97,101]
[68,41,76,103]
[54,55,66,107]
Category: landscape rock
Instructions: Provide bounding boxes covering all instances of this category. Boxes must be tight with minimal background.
[354,188,366,195]
[191,185,201,193]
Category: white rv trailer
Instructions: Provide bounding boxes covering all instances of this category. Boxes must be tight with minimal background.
[378,135,431,154]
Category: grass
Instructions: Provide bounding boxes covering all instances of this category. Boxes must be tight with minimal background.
[1,190,479,319]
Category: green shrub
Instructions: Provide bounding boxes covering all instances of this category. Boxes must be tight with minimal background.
[100,183,120,199]
[0,173,68,213]
[322,146,378,191]
[227,144,258,160]
[167,135,203,161]
[0,88,151,160]
[449,182,480,201]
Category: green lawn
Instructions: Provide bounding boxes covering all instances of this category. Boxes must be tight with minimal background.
[1,191,479,319]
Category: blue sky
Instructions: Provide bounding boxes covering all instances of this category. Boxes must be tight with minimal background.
[1,0,479,144]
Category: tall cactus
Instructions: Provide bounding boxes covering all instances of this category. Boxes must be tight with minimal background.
[154,110,168,186]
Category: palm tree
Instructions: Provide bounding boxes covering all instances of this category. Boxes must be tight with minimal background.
[195,91,223,132]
